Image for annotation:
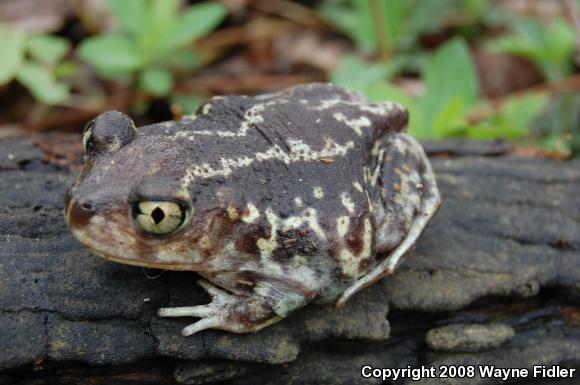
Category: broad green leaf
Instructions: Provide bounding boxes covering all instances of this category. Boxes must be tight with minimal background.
[432,95,466,138]
[0,27,25,85]
[78,34,143,74]
[363,81,412,104]
[464,122,502,139]
[467,93,548,139]
[159,2,227,52]
[405,0,456,37]
[488,35,537,58]
[151,0,179,30]
[27,35,71,65]
[497,93,548,137]
[136,0,180,55]
[16,62,70,104]
[171,94,204,115]
[54,61,77,78]
[363,82,425,138]
[464,0,487,19]
[420,37,478,134]
[106,0,148,36]
[139,67,173,96]
[331,55,402,91]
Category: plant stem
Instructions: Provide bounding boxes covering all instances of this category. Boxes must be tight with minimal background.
[370,0,390,62]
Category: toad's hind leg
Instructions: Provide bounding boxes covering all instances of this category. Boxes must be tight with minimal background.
[336,133,441,308]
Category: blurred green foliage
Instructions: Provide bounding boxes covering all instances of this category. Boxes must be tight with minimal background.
[488,17,576,82]
[332,38,549,141]
[323,0,576,151]
[534,93,580,155]
[468,93,549,139]
[0,24,74,104]
[486,16,577,155]
[319,0,490,54]
[78,0,227,97]
[0,0,576,155]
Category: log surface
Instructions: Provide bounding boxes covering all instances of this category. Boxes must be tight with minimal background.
[1,137,579,385]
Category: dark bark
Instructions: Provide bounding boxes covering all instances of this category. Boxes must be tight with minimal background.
[1,137,579,385]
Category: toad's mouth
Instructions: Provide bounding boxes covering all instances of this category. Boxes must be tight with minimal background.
[68,223,201,270]
[85,248,202,271]
[65,196,206,271]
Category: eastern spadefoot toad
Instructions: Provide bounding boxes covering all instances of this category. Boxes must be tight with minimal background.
[65,83,441,336]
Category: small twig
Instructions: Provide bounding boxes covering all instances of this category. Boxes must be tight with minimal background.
[370,0,391,62]
[249,0,327,27]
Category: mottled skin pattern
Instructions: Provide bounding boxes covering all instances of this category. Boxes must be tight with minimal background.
[65,83,441,336]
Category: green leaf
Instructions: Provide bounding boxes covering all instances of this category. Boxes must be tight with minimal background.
[0,27,25,85]
[420,37,478,135]
[54,61,77,78]
[318,1,373,51]
[135,0,181,55]
[432,95,466,138]
[318,3,363,48]
[320,0,401,52]
[362,82,425,139]
[467,93,548,139]
[487,17,576,82]
[405,0,456,38]
[16,62,70,104]
[78,34,143,74]
[139,67,173,96]
[150,0,179,30]
[171,94,204,115]
[27,35,71,65]
[159,2,227,52]
[331,54,402,91]
[498,93,548,137]
[106,0,149,36]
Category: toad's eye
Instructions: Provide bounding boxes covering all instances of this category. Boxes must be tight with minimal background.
[131,201,190,236]
[82,119,95,153]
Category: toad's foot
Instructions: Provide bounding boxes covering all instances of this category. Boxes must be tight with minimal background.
[158,280,281,336]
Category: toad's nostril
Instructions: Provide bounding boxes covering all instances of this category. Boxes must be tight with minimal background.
[66,198,96,229]
[80,200,95,212]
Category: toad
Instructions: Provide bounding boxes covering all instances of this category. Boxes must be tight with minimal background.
[65,83,441,336]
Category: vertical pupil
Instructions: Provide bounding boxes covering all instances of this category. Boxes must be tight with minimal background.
[151,207,165,224]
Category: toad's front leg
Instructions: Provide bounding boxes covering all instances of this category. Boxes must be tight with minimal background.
[158,280,280,335]
[158,273,319,336]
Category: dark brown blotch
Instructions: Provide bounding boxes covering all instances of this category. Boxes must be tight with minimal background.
[346,216,365,256]
[233,222,268,256]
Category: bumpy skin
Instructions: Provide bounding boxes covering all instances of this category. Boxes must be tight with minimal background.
[65,83,441,336]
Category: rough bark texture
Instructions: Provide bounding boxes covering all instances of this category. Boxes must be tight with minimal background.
[0,137,579,385]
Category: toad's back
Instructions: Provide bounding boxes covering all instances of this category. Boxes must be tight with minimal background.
[139,84,407,275]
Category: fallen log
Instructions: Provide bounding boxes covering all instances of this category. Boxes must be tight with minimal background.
[0,136,579,385]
